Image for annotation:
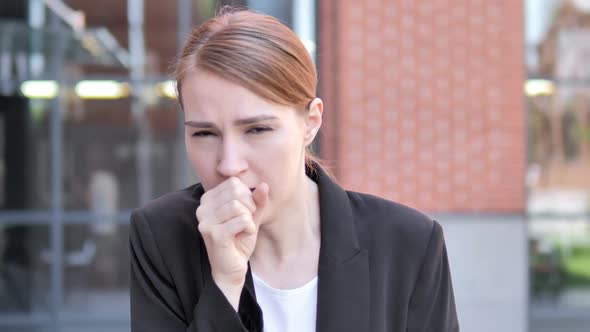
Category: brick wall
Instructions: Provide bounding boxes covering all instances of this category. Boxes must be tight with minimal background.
[319,0,525,213]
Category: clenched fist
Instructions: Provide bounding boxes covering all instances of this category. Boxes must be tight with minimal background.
[196,177,269,310]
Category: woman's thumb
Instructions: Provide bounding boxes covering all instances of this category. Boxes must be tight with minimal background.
[252,182,269,210]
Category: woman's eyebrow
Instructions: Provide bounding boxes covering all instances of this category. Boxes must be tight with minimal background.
[234,115,278,126]
[184,121,215,129]
[184,115,278,128]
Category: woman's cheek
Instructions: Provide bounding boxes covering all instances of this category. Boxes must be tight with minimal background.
[187,144,215,186]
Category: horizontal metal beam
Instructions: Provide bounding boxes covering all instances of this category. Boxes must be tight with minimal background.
[0,210,133,224]
[0,313,129,326]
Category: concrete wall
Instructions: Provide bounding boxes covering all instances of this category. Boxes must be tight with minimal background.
[436,215,528,332]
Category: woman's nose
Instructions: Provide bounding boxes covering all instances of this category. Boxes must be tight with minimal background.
[216,138,248,177]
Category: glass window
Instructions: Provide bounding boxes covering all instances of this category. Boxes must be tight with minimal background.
[526,0,590,330]
[62,100,181,211]
[62,224,129,317]
[0,97,52,211]
[0,224,50,314]
[0,0,317,330]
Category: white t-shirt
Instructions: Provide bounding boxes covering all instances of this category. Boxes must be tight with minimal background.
[252,273,318,332]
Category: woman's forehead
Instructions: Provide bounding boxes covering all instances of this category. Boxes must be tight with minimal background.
[182,71,256,105]
[183,94,290,122]
[182,71,298,122]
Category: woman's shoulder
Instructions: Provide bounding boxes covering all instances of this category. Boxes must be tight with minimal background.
[130,183,202,238]
[345,190,436,247]
[137,184,201,215]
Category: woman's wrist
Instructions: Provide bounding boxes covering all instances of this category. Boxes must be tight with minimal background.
[212,274,246,311]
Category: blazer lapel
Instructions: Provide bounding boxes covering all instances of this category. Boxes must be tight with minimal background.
[313,166,371,332]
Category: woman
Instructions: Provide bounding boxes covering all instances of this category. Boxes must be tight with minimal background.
[130,7,459,332]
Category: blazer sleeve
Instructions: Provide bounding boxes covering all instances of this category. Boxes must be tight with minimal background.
[407,220,460,332]
[129,209,262,332]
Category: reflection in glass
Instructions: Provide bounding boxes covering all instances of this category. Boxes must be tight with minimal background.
[62,224,129,318]
[526,0,590,330]
[529,218,590,307]
[0,0,309,330]
[62,101,180,211]
[0,225,50,314]
[0,97,51,211]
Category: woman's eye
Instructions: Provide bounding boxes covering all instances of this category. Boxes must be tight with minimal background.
[192,131,214,137]
[247,127,272,134]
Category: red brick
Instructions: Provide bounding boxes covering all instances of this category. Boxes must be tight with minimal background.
[319,0,525,213]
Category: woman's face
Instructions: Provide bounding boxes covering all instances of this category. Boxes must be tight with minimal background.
[181,69,321,223]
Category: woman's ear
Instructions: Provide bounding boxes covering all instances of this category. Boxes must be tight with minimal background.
[303,98,323,146]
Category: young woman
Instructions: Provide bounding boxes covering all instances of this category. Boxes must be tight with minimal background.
[130,8,459,332]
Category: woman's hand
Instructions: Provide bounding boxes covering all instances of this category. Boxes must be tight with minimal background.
[196,177,269,310]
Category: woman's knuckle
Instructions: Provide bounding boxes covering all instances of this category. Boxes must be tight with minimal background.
[211,229,225,243]
[200,193,209,204]
[228,177,240,187]
[197,222,209,234]
[229,199,240,211]
[230,186,241,198]
[239,213,250,222]
[196,207,211,221]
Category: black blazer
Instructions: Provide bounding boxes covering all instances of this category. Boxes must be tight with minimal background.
[130,166,459,331]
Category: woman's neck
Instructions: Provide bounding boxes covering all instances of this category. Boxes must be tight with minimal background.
[250,173,321,284]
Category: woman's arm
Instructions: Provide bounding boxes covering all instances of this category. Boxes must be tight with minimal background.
[129,209,262,331]
[407,221,460,332]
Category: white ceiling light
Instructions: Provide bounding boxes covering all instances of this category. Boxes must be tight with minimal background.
[75,80,130,99]
[20,80,59,99]
[158,80,177,99]
[525,79,555,97]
